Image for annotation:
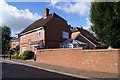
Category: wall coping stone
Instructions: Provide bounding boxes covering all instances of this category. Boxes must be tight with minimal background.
[37,48,120,53]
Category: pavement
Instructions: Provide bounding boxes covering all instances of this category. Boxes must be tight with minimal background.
[1,58,119,80]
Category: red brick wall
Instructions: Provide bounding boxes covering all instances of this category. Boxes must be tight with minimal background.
[36,49,119,74]
[20,28,45,53]
[44,17,71,48]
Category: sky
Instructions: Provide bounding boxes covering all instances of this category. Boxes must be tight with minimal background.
[0,0,93,36]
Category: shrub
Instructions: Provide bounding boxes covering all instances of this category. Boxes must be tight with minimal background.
[13,50,19,55]
[12,50,34,60]
[11,52,25,60]
[18,56,26,60]
[23,50,34,60]
[11,54,19,59]
[15,45,20,51]
[18,52,23,56]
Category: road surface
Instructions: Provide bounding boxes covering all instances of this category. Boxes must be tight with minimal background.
[1,60,87,80]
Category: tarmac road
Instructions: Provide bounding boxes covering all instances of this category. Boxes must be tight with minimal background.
[1,60,87,80]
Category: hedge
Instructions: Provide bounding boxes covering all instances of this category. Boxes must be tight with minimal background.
[23,50,34,59]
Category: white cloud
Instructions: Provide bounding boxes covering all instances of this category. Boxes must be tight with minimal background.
[50,0,60,7]
[83,17,92,29]
[49,1,92,29]
[50,2,91,16]
[0,0,41,36]
[86,18,92,26]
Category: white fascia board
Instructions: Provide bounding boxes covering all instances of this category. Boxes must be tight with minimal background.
[79,34,97,47]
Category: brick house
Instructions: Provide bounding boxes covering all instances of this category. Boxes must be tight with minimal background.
[19,8,71,53]
[71,27,100,48]
[10,34,20,49]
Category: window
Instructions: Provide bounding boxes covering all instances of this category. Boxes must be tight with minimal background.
[37,31,40,37]
[22,47,26,52]
[28,40,31,50]
[22,35,25,40]
[62,32,69,39]
[13,41,16,45]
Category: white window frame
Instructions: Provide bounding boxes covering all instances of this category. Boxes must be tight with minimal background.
[22,47,26,53]
[62,32,69,39]
[22,35,25,40]
[37,30,40,37]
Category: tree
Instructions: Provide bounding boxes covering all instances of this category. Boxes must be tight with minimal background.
[90,2,120,48]
[15,45,20,51]
[11,45,20,55]
[2,25,11,54]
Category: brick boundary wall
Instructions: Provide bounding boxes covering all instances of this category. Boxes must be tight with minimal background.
[36,48,120,74]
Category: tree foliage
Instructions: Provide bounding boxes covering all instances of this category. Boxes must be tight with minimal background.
[2,25,11,54]
[10,45,20,55]
[90,2,120,48]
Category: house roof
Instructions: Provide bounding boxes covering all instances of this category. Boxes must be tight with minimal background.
[20,13,67,35]
[60,39,87,47]
[71,32,80,39]
[71,27,99,47]
[11,37,20,41]
[71,27,79,32]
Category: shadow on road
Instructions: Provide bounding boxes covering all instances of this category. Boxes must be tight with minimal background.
[2,62,87,80]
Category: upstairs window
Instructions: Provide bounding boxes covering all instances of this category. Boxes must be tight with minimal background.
[22,35,25,40]
[62,32,69,39]
[37,31,40,37]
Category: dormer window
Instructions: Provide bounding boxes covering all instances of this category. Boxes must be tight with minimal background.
[62,31,69,39]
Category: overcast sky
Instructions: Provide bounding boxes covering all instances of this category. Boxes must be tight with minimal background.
[0,0,93,36]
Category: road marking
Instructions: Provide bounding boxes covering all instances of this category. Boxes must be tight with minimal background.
[3,59,97,80]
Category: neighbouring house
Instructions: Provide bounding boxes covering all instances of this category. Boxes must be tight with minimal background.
[70,27,100,49]
[10,34,20,49]
[19,8,71,53]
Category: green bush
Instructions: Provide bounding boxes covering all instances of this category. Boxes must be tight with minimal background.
[23,50,34,59]
[11,50,34,60]
[11,54,19,59]
[15,45,20,51]
[9,45,20,55]
[18,56,26,60]
[13,50,19,54]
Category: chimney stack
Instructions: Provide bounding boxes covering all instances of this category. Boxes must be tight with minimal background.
[44,8,49,18]
[80,26,83,29]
